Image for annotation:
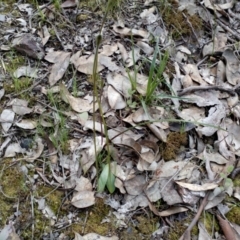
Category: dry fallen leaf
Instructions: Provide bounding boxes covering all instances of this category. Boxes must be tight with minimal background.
[74,232,118,240]
[70,53,104,74]
[107,85,126,109]
[175,181,218,191]
[71,191,95,208]
[60,83,94,113]
[223,49,240,86]
[1,109,15,133]
[4,143,25,158]
[9,98,32,115]
[74,176,93,192]
[15,119,37,129]
[45,51,71,86]
[13,66,38,78]
[100,43,118,56]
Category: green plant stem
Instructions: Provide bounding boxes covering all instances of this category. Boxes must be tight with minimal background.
[92,0,116,177]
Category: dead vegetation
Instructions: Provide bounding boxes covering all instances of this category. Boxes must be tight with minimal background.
[1,0,240,239]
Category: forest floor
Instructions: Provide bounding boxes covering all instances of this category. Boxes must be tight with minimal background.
[0,0,240,239]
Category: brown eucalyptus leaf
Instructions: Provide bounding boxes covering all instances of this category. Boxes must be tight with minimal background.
[71,191,95,208]
[45,51,71,86]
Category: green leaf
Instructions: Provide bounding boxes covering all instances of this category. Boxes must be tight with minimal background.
[97,164,109,192]
[220,172,226,178]
[227,165,234,174]
[107,171,115,193]
[224,178,233,188]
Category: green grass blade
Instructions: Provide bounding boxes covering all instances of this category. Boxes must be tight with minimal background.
[107,171,115,193]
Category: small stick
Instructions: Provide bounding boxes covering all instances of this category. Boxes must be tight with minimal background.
[216,19,240,41]
[179,191,210,240]
[177,85,236,96]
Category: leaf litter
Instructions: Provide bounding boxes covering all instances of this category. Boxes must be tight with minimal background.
[1,0,240,239]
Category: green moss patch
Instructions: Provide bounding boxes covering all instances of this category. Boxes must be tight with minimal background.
[161,132,188,160]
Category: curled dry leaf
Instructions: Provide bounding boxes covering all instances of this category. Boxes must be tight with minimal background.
[38,25,50,46]
[183,64,207,85]
[147,123,167,142]
[124,107,166,130]
[149,203,188,217]
[137,41,154,55]
[15,119,37,129]
[115,178,126,194]
[175,181,218,191]
[0,223,20,240]
[139,140,160,164]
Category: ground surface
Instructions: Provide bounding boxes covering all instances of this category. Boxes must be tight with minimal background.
[0,0,240,239]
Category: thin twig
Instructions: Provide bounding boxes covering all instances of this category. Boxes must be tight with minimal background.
[179,191,210,240]
[216,19,240,41]
[228,9,240,20]
[31,193,35,240]
[177,85,236,97]
[82,211,89,235]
